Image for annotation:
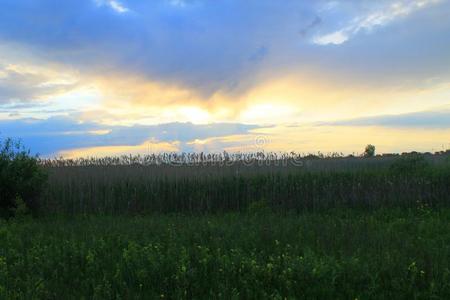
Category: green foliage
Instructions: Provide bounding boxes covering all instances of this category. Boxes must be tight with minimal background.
[0,138,47,217]
[10,196,30,218]
[389,154,430,175]
[1,144,449,298]
[364,144,376,157]
[247,198,271,216]
[42,162,450,215]
[1,210,450,299]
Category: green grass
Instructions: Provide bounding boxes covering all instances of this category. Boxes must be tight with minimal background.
[1,209,450,299]
[42,164,450,215]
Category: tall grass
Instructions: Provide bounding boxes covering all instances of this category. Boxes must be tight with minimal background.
[2,151,449,298]
[39,152,450,215]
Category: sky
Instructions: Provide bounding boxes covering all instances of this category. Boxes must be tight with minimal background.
[0,0,449,157]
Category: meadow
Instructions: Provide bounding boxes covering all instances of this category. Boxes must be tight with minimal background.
[1,148,450,299]
[40,152,450,215]
[1,209,450,299]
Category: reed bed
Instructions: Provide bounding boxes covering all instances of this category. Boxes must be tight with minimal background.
[39,152,450,215]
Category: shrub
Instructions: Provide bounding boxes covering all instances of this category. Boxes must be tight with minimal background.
[0,138,47,218]
[364,144,376,157]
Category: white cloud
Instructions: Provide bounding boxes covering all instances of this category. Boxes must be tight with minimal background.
[95,0,129,14]
[313,30,348,45]
[0,63,79,104]
[313,0,442,45]
[109,0,129,13]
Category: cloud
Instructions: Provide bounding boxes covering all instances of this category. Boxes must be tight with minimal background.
[313,30,348,45]
[0,0,448,98]
[2,113,449,157]
[0,0,318,95]
[95,0,130,13]
[0,63,78,104]
[108,0,129,13]
[299,16,322,37]
[0,116,261,156]
[313,0,442,45]
[0,0,449,128]
[326,109,450,129]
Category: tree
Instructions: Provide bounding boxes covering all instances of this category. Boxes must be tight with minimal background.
[0,138,47,217]
[364,144,376,158]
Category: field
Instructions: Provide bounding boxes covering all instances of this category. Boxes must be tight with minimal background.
[40,153,450,215]
[1,209,450,299]
[2,152,450,299]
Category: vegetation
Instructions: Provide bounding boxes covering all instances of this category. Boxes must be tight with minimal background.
[40,152,450,215]
[1,209,450,299]
[0,138,47,218]
[1,140,450,298]
[364,144,376,157]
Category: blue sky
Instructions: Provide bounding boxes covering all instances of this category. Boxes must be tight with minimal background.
[0,0,449,156]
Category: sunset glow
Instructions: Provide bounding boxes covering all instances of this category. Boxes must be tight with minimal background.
[0,0,449,157]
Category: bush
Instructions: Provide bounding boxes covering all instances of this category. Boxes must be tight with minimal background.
[0,138,47,218]
[364,144,376,157]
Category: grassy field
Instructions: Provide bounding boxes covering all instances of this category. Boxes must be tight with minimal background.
[41,153,450,215]
[1,209,450,299]
[1,151,450,298]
